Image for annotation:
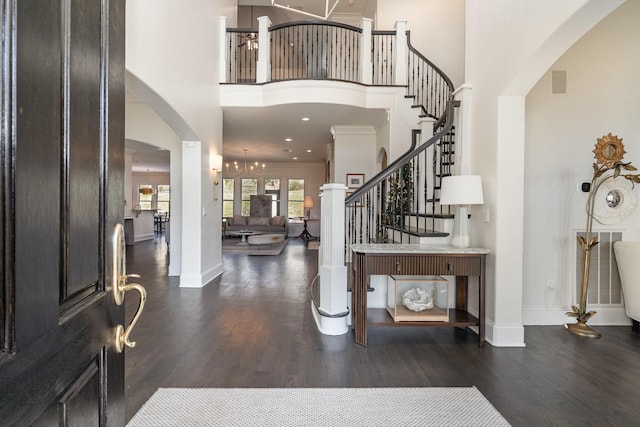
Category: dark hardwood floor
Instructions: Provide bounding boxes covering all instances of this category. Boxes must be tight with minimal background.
[125,237,640,426]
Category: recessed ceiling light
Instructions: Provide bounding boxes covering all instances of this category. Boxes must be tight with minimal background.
[285,138,292,142]
[306,149,312,152]
[293,157,298,160]
[301,117,310,121]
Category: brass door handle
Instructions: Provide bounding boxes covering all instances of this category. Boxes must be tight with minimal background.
[111,223,147,353]
[114,273,140,305]
[113,281,146,353]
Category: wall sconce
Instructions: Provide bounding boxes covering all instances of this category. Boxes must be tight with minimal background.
[210,154,223,200]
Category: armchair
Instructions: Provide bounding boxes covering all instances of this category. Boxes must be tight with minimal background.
[614,241,640,333]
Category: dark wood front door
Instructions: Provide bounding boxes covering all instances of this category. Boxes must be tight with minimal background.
[1,0,127,424]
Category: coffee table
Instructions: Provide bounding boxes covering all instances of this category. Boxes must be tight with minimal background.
[228,230,262,245]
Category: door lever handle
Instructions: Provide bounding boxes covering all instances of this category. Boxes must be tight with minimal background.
[111,223,147,353]
[114,273,140,305]
[113,281,146,353]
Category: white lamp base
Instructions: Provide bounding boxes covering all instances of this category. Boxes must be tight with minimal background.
[451,206,470,248]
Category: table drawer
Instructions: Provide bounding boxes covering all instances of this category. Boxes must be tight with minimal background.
[366,255,481,276]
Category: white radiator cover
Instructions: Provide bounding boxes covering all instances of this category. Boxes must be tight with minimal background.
[575,230,623,306]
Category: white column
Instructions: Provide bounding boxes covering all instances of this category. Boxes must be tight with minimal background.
[180,140,203,287]
[312,183,349,335]
[256,16,272,83]
[394,20,407,86]
[359,18,373,85]
[494,95,525,346]
[168,147,182,276]
[219,16,228,83]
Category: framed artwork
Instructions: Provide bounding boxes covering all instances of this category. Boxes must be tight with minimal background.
[346,173,364,189]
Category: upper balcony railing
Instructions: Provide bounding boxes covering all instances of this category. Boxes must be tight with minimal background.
[220,18,453,119]
[269,21,361,82]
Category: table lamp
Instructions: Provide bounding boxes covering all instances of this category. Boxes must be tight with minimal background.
[439,175,484,248]
[304,195,314,219]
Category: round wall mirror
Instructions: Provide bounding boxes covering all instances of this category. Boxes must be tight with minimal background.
[605,190,622,208]
[593,133,625,166]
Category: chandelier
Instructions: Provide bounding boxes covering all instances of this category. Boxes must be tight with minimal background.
[271,0,344,20]
[226,149,266,176]
[139,169,155,195]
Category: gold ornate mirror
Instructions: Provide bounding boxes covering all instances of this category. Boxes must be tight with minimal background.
[593,133,625,167]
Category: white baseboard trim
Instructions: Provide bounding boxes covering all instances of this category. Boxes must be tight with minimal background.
[202,263,223,286]
[523,307,630,326]
[485,319,526,347]
[179,263,223,288]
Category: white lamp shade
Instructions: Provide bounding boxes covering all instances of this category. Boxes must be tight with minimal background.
[210,154,223,171]
[304,196,314,208]
[439,175,484,205]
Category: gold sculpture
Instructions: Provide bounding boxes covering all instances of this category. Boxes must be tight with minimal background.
[565,133,640,338]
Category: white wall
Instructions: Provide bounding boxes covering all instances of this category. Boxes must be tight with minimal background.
[524,0,640,324]
[376,0,465,88]
[332,126,378,191]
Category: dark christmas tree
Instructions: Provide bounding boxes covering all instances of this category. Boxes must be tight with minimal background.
[385,164,414,227]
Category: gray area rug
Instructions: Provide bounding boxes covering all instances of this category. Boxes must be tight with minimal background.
[222,238,286,255]
[127,387,510,426]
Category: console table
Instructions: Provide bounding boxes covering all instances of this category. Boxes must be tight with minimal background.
[350,244,489,347]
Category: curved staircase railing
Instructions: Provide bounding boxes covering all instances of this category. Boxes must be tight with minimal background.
[344,100,459,256]
[406,32,454,119]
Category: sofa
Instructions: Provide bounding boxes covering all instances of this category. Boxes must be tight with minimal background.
[224,215,288,237]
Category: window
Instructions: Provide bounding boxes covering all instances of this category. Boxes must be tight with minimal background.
[241,178,257,216]
[222,178,234,217]
[157,185,170,213]
[264,178,281,216]
[287,178,304,218]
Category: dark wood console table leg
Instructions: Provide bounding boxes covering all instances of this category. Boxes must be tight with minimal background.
[296,219,314,240]
[352,253,368,346]
[455,276,468,311]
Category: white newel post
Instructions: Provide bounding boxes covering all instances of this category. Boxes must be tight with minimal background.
[256,16,272,84]
[359,18,373,85]
[312,183,349,335]
[219,16,227,83]
[394,20,407,86]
